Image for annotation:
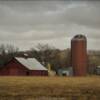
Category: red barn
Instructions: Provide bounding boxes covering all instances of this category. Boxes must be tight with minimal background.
[0,57,48,76]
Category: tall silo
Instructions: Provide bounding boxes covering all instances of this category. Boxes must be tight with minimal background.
[71,34,87,76]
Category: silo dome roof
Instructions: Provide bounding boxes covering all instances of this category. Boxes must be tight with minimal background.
[72,34,86,40]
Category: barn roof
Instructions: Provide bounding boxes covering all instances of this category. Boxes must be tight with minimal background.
[15,57,47,71]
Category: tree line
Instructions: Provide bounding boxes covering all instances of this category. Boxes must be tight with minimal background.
[0,43,100,74]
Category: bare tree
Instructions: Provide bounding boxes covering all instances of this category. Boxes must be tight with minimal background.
[6,44,19,54]
[36,43,55,51]
[30,43,57,67]
[0,44,19,56]
[0,44,6,56]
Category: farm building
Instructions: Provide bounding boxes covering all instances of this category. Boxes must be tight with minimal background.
[0,57,48,76]
[57,67,73,76]
[95,66,100,75]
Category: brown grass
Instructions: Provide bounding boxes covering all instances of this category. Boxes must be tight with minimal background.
[0,76,100,100]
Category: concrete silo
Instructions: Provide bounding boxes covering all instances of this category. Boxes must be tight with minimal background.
[71,34,87,76]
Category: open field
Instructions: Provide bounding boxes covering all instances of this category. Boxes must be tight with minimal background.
[0,76,100,100]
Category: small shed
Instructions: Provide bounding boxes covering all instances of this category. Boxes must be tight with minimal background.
[95,66,100,75]
[0,57,48,76]
[57,67,73,76]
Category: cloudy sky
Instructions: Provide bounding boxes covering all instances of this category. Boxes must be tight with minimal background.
[0,0,100,50]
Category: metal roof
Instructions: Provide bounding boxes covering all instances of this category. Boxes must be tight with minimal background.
[15,57,47,70]
[72,34,86,41]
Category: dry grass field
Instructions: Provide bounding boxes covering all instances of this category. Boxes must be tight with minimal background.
[0,76,100,100]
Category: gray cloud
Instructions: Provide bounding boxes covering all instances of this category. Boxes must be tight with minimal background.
[0,1,100,50]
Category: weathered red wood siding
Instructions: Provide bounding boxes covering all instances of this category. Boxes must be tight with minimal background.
[0,59,28,76]
[29,70,48,76]
[0,58,48,76]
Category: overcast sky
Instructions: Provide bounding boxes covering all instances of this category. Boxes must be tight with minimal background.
[0,0,100,50]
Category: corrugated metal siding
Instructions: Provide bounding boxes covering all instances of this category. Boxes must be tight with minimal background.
[15,57,47,70]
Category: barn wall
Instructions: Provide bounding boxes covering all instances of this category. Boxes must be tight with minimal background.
[0,58,48,76]
[0,59,28,76]
[29,70,48,76]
